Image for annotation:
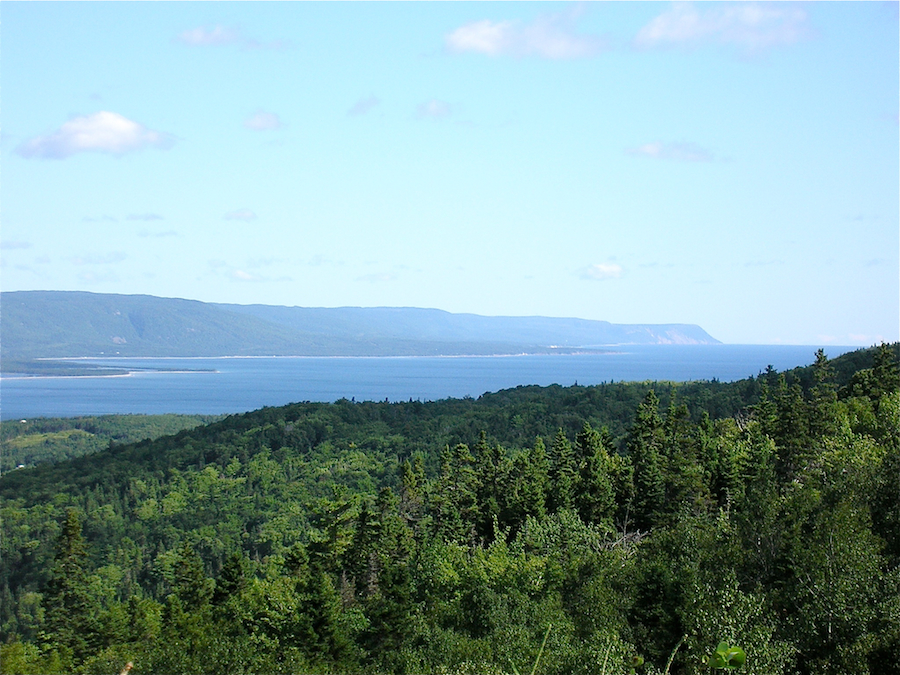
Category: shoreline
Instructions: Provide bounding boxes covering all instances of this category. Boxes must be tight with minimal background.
[0,369,219,381]
[1,351,623,379]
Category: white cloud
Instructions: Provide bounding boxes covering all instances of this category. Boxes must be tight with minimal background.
[447,20,514,56]
[417,99,452,119]
[230,269,261,282]
[224,209,257,221]
[16,112,173,160]
[635,2,812,53]
[582,263,623,280]
[348,95,381,117]
[244,111,282,131]
[626,141,713,162]
[177,25,240,46]
[446,9,605,59]
[127,213,164,221]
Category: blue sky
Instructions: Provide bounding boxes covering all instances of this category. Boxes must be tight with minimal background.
[1,1,897,345]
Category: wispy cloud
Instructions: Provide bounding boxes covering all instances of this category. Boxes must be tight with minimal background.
[348,95,381,117]
[417,99,452,119]
[16,112,173,160]
[744,258,784,267]
[357,272,397,283]
[224,209,257,221]
[581,263,623,280]
[176,25,289,50]
[138,230,178,238]
[446,8,605,59]
[78,270,120,284]
[177,25,240,46]
[70,252,127,265]
[634,2,812,53]
[0,240,33,250]
[626,141,714,162]
[246,257,284,268]
[244,111,282,131]
[127,213,164,221]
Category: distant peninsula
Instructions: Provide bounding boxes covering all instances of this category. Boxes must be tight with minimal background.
[1,291,720,374]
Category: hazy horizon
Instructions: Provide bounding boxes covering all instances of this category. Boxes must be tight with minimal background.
[2,2,898,346]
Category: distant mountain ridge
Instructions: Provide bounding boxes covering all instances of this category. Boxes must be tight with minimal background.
[1,291,720,364]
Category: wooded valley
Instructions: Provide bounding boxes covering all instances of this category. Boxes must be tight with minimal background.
[1,344,897,674]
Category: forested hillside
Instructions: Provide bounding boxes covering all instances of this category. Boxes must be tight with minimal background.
[1,345,897,675]
[0,415,220,473]
[1,291,718,373]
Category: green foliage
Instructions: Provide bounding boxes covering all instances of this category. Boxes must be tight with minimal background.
[1,414,217,471]
[510,623,552,675]
[703,641,746,669]
[0,345,897,674]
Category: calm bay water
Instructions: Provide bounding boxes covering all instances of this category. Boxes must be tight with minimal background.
[0,345,854,421]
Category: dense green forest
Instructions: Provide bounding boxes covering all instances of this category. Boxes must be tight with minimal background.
[1,345,897,674]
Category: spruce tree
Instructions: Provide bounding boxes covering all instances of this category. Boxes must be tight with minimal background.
[773,374,810,478]
[808,349,839,442]
[548,428,577,512]
[41,509,99,665]
[520,436,550,520]
[663,399,707,517]
[212,552,247,606]
[474,431,507,541]
[628,391,667,530]
[574,422,617,528]
[871,342,900,405]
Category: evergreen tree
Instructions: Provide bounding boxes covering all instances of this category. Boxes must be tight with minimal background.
[360,488,416,663]
[399,456,425,526]
[474,432,508,541]
[628,391,667,530]
[171,542,212,611]
[41,509,99,665]
[773,374,811,478]
[573,422,616,527]
[281,536,357,667]
[431,443,478,542]
[808,349,839,442]
[871,342,900,405]
[516,436,550,522]
[755,378,779,438]
[345,502,381,598]
[663,399,708,517]
[548,429,577,513]
[212,551,248,606]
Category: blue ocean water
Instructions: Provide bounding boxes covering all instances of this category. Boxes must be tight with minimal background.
[0,345,855,421]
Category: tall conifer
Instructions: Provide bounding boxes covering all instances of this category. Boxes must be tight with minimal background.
[628,391,666,530]
[548,428,577,512]
[41,509,98,664]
